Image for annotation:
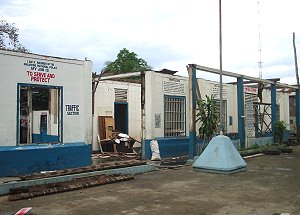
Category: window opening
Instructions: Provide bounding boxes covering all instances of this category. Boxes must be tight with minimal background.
[18,85,61,144]
[115,88,128,102]
[164,96,186,137]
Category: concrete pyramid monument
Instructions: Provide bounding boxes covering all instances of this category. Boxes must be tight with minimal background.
[193,135,246,174]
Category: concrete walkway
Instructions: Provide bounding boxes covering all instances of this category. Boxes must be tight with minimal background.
[0,146,299,215]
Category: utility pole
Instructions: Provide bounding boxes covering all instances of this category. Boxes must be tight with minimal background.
[219,0,224,134]
[293,32,299,87]
[293,32,300,143]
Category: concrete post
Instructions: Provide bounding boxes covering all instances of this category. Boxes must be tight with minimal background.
[271,84,277,142]
[141,71,146,159]
[188,65,197,159]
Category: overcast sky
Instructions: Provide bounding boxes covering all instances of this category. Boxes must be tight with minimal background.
[1,0,299,84]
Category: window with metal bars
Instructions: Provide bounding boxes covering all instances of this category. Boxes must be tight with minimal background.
[164,96,186,137]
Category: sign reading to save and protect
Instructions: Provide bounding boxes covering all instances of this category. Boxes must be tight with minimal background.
[24,60,57,83]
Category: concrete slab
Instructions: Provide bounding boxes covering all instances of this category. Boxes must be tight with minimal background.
[0,164,157,195]
[193,135,247,173]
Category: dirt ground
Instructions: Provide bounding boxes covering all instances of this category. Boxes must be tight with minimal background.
[0,146,299,215]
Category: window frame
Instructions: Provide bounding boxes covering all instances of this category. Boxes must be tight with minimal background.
[164,95,186,137]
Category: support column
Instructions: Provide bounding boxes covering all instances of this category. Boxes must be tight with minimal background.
[141,71,146,159]
[189,65,197,159]
[237,77,245,148]
[271,84,277,141]
[296,89,300,141]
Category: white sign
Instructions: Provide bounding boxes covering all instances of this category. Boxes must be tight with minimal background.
[244,86,257,94]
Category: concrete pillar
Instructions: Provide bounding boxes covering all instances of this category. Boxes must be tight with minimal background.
[189,65,197,159]
[271,84,277,141]
[237,77,245,148]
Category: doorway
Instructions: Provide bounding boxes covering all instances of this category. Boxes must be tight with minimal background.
[18,84,62,144]
[114,102,128,134]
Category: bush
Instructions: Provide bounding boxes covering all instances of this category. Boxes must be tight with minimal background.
[274,121,286,143]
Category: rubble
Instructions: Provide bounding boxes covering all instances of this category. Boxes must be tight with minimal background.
[9,174,135,201]
[98,131,139,153]
[17,160,145,181]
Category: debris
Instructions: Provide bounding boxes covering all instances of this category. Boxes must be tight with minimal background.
[17,160,145,181]
[118,133,129,138]
[281,148,293,153]
[99,131,138,153]
[14,207,32,215]
[9,174,134,201]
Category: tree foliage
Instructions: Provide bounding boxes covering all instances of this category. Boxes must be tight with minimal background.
[0,20,29,52]
[196,95,220,141]
[104,48,152,74]
[274,120,286,143]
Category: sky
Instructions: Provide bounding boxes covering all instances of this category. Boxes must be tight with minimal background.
[1,0,300,84]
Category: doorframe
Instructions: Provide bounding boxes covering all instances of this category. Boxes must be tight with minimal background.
[16,83,64,145]
[114,102,128,134]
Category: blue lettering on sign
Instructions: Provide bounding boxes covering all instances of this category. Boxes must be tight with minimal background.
[65,104,80,115]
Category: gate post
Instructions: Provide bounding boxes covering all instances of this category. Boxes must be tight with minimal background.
[237,77,245,148]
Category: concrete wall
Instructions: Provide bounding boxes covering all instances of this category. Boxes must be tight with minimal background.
[144,71,189,140]
[0,143,91,177]
[144,71,189,158]
[0,49,92,146]
[0,50,92,176]
[93,80,141,151]
[144,71,291,158]
[197,78,239,133]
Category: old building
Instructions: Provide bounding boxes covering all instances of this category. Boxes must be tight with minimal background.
[0,49,92,177]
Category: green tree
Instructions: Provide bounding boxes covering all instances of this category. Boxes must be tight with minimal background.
[104,48,152,74]
[0,20,29,52]
[196,95,220,154]
[196,95,220,140]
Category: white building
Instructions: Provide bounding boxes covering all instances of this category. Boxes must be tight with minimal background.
[0,49,92,176]
[142,70,291,158]
[92,69,292,158]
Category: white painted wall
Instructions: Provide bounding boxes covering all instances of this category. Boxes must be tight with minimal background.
[93,80,141,151]
[144,71,189,139]
[144,71,291,139]
[0,49,92,146]
[197,78,239,134]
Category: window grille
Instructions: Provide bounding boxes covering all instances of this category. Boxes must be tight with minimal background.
[164,96,186,137]
[115,88,128,102]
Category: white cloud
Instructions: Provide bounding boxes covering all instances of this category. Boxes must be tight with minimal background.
[1,0,300,83]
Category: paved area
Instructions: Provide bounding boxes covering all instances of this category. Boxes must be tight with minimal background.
[0,146,299,215]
